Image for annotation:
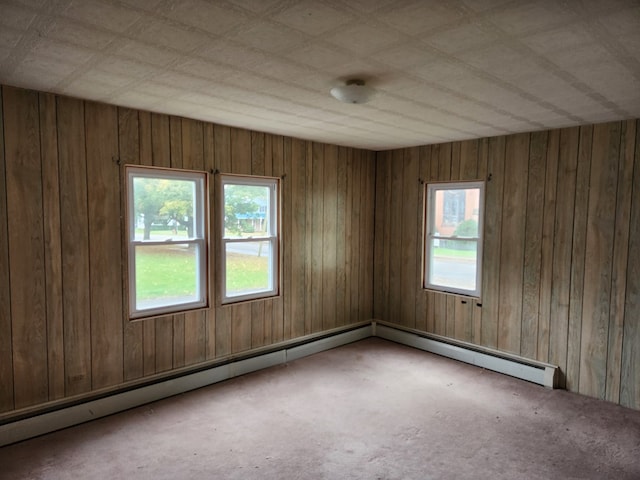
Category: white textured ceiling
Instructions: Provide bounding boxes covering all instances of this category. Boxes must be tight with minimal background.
[1,0,639,150]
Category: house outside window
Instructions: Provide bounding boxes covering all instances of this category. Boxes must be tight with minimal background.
[126,166,208,319]
[424,181,484,297]
[220,174,279,304]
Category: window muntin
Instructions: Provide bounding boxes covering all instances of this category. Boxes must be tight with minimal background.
[220,175,279,304]
[424,181,484,297]
[127,166,208,319]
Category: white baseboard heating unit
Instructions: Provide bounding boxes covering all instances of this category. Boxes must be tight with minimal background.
[0,320,558,447]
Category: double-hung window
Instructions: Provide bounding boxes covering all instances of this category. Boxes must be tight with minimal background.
[220,175,279,304]
[424,181,484,297]
[126,166,208,319]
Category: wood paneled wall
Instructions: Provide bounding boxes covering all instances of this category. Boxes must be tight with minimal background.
[0,85,375,416]
[374,120,640,409]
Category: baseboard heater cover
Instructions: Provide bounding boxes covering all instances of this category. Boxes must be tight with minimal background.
[1,321,557,447]
[0,324,372,447]
[374,322,558,389]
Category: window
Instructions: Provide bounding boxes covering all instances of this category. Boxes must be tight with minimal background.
[126,166,208,319]
[220,175,279,304]
[424,181,484,297]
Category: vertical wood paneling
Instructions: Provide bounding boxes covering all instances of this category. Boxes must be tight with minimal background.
[497,133,529,354]
[414,146,431,332]
[85,101,123,389]
[537,129,559,362]
[271,135,285,343]
[520,131,547,359]
[5,87,48,408]
[400,147,419,328]
[579,122,621,399]
[3,83,639,417]
[0,87,13,412]
[336,146,348,327]
[281,137,293,341]
[310,142,324,333]
[322,144,338,330]
[289,138,306,339]
[549,127,579,387]
[373,119,639,409]
[621,121,640,410]
[373,150,389,320]
[203,123,216,359]
[606,120,635,403]
[481,136,505,349]
[362,151,375,320]
[214,125,232,357]
[0,86,378,417]
[388,149,404,323]
[39,93,65,401]
[119,107,144,381]
[304,142,314,334]
[57,95,92,396]
[566,125,593,392]
[424,146,439,334]
[349,152,364,321]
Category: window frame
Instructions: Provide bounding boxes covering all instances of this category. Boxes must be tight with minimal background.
[126,165,209,320]
[219,174,280,305]
[423,180,485,298]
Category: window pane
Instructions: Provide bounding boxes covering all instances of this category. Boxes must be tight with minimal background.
[225,241,272,297]
[223,184,270,239]
[428,239,477,291]
[133,177,197,241]
[135,243,200,310]
[433,188,481,236]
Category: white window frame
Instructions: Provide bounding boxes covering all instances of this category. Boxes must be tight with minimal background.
[220,174,280,304]
[423,180,484,298]
[126,166,208,319]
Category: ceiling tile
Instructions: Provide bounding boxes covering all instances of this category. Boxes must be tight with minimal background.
[46,18,116,50]
[324,23,403,56]
[0,26,25,49]
[371,44,439,69]
[272,1,354,36]
[454,44,547,82]
[488,2,577,36]
[459,0,513,12]
[285,43,354,71]
[424,23,500,54]
[522,25,595,56]
[164,0,249,36]
[228,21,307,54]
[2,0,639,150]
[62,0,141,33]
[197,41,267,69]
[224,0,283,15]
[380,0,466,35]
[173,57,240,82]
[30,38,94,66]
[135,19,210,53]
[0,3,38,30]
[116,40,179,67]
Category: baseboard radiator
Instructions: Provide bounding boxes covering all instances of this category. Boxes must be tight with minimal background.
[0,320,558,447]
[373,321,558,389]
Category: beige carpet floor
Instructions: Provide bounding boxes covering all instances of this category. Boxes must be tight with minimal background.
[1,338,639,479]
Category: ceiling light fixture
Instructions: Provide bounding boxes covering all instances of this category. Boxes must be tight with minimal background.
[330,79,374,104]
